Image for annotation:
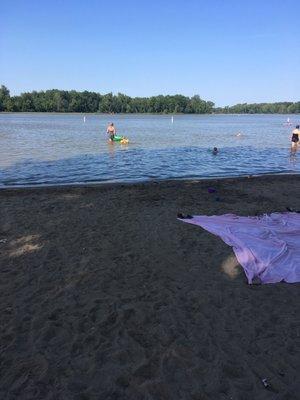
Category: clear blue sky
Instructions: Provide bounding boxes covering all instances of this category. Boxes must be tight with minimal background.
[1,0,299,106]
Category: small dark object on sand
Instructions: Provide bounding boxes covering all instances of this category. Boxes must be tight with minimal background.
[177,213,193,219]
[208,187,216,193]
[261,378,270,389]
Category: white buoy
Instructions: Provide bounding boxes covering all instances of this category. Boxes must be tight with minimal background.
[171,116,174,123]
[83,116,86,123]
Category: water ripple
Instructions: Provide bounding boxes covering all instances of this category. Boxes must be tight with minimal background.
[0,113,299,187]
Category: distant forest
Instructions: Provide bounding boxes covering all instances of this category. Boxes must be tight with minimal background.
[0,85,299,114]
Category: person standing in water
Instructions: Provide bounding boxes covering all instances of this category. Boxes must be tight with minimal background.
[291,125,300,149]
[107,122,116,142]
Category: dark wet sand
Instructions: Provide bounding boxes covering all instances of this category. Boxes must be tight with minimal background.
[0,175,300,400]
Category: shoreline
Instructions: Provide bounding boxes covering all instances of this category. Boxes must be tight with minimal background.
[1,172,299,193]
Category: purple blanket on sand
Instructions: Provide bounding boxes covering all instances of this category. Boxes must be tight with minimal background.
[180,213,300,284]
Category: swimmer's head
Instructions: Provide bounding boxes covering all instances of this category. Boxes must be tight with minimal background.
[109,122,114,126]
[213,147,218,151]
[296,125,299,129]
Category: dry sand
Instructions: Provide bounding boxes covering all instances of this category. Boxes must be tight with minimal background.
[0,175,299,400]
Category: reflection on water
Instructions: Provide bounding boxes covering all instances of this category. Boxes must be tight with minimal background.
[290,148,298,167]
[108,142,116,159]
[0,113,299,187]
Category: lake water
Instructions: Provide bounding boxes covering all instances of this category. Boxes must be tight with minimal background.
[0,113,299,187]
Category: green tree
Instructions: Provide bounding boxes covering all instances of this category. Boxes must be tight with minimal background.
[0,85,10,111]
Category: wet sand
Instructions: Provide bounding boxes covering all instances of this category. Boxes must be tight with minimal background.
[0,175,300,400]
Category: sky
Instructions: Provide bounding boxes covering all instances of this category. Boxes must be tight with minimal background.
[1,0,299,106]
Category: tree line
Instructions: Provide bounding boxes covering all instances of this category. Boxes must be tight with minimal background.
[0,85,214,114]
[214,102,300,114]
[0,85,299,114]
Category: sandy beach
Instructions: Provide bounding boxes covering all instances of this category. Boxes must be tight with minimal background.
[0,175,299,400]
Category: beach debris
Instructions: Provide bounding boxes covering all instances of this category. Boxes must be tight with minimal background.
[0,238,7,244]
[262,378,270,389]
[177,213,193,219]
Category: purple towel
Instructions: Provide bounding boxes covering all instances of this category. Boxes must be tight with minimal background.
[179,213,300,284]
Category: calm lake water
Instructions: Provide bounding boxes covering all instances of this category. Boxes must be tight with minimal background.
[0,113,299,187]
